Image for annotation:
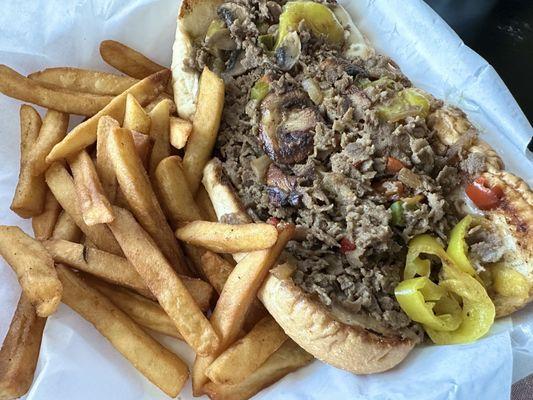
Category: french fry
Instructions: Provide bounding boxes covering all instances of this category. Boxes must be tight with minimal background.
[88,279,182,339]
[32,189,61,240]
[153,156,234,293]
[203,158,286,317]
[202,158,252,224]
[131,130,153,169]
[0,294,46,400]
[83,236,98,249]
[169,117,192,149]
[106,127,188,274]
[69,150,115,225]
[46,69,170,162]
[196,184,219,222]
[192,223,294,394]
[148,99,172,177]
[176,221,278,253]
[203,158,253,262]
[57,265,189,397]
[29,67,138,96]
[27,109,69,176]
[186,246,233,295]
[43,237,149,298]
[0,226,62,317]
[206,316,288,385]
[203,340,313,400]
[103,40,171,96]
[154,156,203,225]
[123,93,151,134]
[43,238,213,311]
[0,65,113,116]
[100,40,167,80]
[52,211,82,242]
[96,116,120,202]
[45,162,122,255]
[183,67,225,194]
[107,206,220,355]
[10,105,46,218]
[145,93,176,114]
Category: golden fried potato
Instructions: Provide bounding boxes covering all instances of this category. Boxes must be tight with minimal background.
[32,189,61,241]
[107,206,220,355]
[192,223,294,395]
[99,40,166,80]
[0,65,113,116]
[69,150,114,225]
[0,294,46,400]
[176,221,278,253]
[206,316,288,385]
[203,340,313,400]
[29,67,138,96]
[46,70,170,162]
[182,67,224,194]
[10,105,46,218]
[57,265,188,397]
[0,226,62,317]
[45,162,122,255]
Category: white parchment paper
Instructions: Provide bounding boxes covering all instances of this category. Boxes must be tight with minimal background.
[0,0,531,399]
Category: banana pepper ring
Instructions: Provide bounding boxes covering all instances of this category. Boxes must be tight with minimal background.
[425,272,495,344]
[404,234,455,280]
[446,215,477,276]
[401,234,495,344]
[395,277,462,331]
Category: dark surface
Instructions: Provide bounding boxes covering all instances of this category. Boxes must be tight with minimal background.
[426,0,533,123]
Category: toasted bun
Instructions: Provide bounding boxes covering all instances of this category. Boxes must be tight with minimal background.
[482,171,533,316]
[427,106,504,173]
[172,0,222,119]
[258,265,415,374]
[428,107,533,316]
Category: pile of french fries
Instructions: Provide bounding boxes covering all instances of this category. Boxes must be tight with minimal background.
[0,40,313,400]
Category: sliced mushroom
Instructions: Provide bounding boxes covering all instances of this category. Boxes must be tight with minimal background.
[259,90,321,164]
[217,2,247,27]
[205,19,236,51]
[223,50,248,77]
[275,31,301,71]
[266,164,297,192]
[266,164,301,207]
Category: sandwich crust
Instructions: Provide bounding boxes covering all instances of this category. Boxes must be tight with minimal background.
[429,106,532,316]
[427,106,504,173]
[172,0,222,119]
[483,171,533,316]
[258,265,415,374]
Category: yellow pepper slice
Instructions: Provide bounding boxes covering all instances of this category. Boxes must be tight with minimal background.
[446,215,477,276]
[395,277,462,331]
[404,234,454,280]
[360,76,395,90]
[400,234,496,344]
[425,272,495,344]
[491,263,530,299]
[276,1,344,49]
[377,88,430,123]
[250,76,270,101]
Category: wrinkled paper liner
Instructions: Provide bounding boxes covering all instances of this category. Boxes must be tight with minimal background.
[0,0,531,399]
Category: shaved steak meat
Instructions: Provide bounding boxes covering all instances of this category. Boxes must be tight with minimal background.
[186,0,501,341]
